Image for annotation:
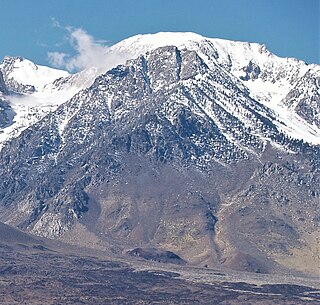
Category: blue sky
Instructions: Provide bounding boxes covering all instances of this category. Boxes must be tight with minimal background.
[1,0,319,68]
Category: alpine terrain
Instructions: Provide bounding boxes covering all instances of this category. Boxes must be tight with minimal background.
[0,32,319,291]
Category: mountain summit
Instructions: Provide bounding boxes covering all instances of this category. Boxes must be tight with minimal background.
[0,32,319,276]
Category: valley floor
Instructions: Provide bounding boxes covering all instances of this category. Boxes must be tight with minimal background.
[0,242,319,305]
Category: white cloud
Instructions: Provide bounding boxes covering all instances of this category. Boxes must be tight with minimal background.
[47,26,131,73]
[47,52,68,68]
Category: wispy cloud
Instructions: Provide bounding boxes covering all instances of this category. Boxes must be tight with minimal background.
[48,52,68,68]
[47,24,131,73]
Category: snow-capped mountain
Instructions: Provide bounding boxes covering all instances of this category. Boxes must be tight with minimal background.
[0,32,319,276]
[0,57,104,147]
[113,32,320,144]
[0,56,71,94]
[1,32,319,150]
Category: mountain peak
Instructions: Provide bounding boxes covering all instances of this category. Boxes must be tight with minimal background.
[114,31,271,59]
[2,55,25,64]
[0,55,69,92]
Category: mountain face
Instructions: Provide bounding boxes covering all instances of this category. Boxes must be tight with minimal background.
[0,32,319,276]
[281,68,320,128]
[0,57,99,149]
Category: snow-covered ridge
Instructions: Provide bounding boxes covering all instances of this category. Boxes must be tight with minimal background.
[0,53,118,149]
[113,32,306,72]
[0,32,319,149]
[113,32,319,144]
[0,57,93,148]
[113,32,311,108]
[0,56,69,91]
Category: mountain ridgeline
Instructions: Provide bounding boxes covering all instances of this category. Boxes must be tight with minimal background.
[0,33,319,276]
